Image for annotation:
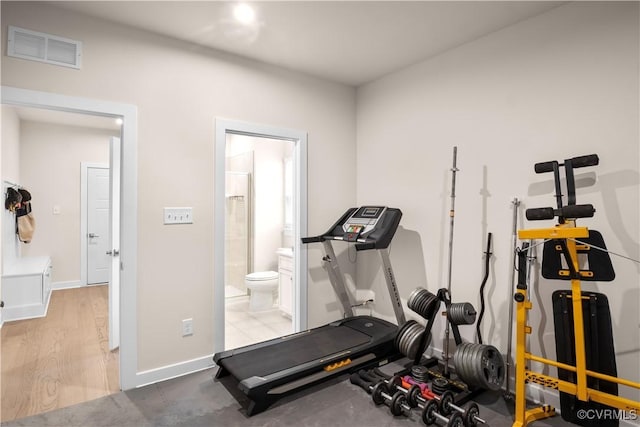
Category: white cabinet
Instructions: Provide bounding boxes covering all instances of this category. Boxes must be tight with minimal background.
[2,256,52,321]
[277,248,293,318]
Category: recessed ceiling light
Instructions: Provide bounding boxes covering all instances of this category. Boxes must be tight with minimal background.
[233,3,255,25]
[115,117,123,126]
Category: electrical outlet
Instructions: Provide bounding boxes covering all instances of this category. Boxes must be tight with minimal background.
[182,318,193,336]
[164,207,193,224]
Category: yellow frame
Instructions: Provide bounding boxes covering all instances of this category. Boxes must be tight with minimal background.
[513,221,640,427]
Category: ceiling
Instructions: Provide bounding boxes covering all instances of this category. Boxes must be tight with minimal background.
[8,1,566,129]
[51,1,566,87]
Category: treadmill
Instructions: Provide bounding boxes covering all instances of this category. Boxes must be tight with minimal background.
[213,206,406,415]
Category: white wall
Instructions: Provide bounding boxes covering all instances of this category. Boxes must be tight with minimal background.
[1,106,21,266]
[1,105,21,325]
[0,2,356,371]
[253,138,290,273]
[357,1,639,402]
[19,120,113,284]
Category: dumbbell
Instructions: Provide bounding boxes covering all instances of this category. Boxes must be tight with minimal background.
[422,399,464,427]
[397,375,456,416]
[403,376,486,427]
[369,374,438,419]
[439,399,487,427]
[349,373,412,417]
[363,372,449,415]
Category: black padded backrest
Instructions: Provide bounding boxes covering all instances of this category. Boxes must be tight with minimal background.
[542,230,615,282]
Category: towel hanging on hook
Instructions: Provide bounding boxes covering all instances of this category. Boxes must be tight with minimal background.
[15,188,35,243]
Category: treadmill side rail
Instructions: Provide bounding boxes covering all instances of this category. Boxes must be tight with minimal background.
[380,248,406,325]
[213,315,399,416]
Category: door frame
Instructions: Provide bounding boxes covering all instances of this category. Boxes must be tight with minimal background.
[214,118,308,353]
[1,86,138,390]
[80,162,109,286]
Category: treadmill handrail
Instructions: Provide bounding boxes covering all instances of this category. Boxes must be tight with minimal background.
[301,236,324,244]
[301,207,406,325]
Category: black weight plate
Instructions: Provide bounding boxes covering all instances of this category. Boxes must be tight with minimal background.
[464,402,480,427]
[422,400,439,425]
[390,391,405,416]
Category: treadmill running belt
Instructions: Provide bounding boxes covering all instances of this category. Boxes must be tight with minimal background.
[221,325,371,380]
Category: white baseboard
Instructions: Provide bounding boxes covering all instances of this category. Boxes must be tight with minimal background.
[52,280,82,290]
[135,355,215,388]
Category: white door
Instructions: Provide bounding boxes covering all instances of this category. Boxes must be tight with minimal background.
[87,167,110,284]
[109,137,121,351]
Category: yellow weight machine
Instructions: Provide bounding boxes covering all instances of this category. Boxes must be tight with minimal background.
[512,155,640,427]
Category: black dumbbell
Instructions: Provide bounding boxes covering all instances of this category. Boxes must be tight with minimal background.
[350,373,410,417]
[422,399,464,427]
[382,375,461,423]
[350,372,377,394]
[388,391,413,417]
[394,375,457,416]
[373,371,485,427]
[439,400,487,427]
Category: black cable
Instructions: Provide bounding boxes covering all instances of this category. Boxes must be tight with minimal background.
[476,232,492,344]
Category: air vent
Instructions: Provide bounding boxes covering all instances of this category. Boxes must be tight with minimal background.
[7,26,82,69]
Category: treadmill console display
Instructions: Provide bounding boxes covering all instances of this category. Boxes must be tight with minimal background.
[342,206,387,241]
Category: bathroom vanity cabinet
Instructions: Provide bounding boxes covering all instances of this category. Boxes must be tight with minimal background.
[277,248,293,317]
[2,256,52,321]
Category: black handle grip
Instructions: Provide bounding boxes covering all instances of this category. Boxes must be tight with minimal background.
[560,204,595,219]
[516,243,529,290]
[534,154,599,174]
[372,368,391,380]
[301,236,323,244]
[526,207,555,221]
[355,242,376,251]
[534,161,557,174]
[570,154,599,169]
[358,370,381,383]
[350,373,372,392]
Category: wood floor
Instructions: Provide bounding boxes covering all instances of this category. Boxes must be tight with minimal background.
[1,285,119,422]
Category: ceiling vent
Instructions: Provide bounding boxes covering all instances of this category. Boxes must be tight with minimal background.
[7,26,82,69]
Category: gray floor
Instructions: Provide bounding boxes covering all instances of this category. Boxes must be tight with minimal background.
[2,365,571,427]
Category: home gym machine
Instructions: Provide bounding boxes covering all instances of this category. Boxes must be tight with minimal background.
[513,154,640,427]
[213,206,406,416]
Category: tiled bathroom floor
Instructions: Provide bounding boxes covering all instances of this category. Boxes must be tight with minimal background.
[224,296,293,350]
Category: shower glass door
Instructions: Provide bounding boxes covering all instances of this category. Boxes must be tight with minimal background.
[225,171,251,298]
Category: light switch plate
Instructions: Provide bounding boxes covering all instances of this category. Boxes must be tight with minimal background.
[164,207,193,224]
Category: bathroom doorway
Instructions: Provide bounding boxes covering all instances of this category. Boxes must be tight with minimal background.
[224,135,292,349]
[214,119,307,353]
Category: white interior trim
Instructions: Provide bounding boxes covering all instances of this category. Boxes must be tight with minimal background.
[1,86,139,390]
[214,118,308,353]
[135,355,214,388]
[52,280,83,290]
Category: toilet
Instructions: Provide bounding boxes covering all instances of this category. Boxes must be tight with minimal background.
[245,270,279,311]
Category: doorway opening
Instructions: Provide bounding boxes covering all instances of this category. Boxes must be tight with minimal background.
[1,86,138,395]
[214,119,307,353]
[0,106,121,421]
